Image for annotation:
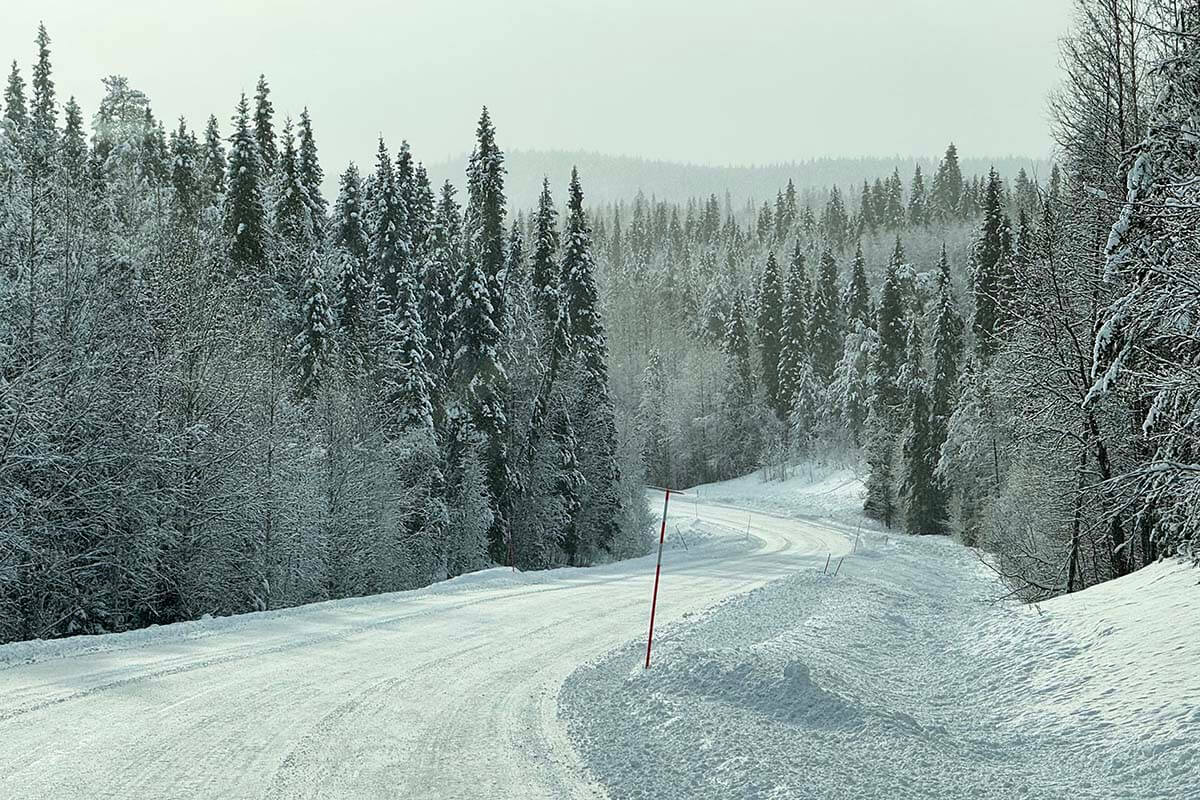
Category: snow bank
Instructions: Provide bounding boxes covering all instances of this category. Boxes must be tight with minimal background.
[561,529,1198,799]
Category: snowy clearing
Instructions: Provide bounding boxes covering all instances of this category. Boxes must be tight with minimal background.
[560,507,1199,799]
[0,491,847,799]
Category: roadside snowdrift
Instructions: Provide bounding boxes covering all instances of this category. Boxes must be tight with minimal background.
[561,481,1197,799]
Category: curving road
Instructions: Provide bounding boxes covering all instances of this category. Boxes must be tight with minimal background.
[0,498,849,799]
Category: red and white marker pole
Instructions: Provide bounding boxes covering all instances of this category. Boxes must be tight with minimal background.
[644,487,671,669]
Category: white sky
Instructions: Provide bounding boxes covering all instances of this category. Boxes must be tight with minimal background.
[3,0,1071,177]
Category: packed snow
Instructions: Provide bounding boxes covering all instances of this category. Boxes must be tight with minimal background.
[0,485,846,799]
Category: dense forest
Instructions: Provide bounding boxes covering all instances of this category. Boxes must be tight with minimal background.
[600,0,1200,600]
[0,27,650,644]
[4,0,1200,644]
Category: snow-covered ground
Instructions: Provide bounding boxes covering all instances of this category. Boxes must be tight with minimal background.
[561,473,1200,800]
[0,487,847,799]
[2,461,1194,799]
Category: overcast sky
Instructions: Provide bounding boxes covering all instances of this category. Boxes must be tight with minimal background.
[4,0,1071,178]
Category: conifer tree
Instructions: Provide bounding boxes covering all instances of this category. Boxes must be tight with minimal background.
[757,250,785,417]
[845,241,871,329]
[454,108,511,562]
[809,249,843,382]
[971,168,1013,360]
[168,117,202,218]
[224,93,270,285]
[531,177,561,332]
[778,242,810,417]
[863,237,910,526]
[369,137,409,308]
[859,180,877,232]
[561,167,623,559]
[253,74,277,172]
[3,61,26,129]
[201,114,226,200]
[884,169,905,229]
[931,142,963,220]
[929,245,963,467]
[332,162,370,344]
[294,252,336,400]
[908,164,928,226]
[721,288,761,473]
[274,118,314,263]
[297,107,326,229]
[898,320,945,534]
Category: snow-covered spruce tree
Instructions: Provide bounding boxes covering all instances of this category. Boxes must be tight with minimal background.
[720,288,762,477]
[845,240,871,329]
[756,249,785,417]
[378,266,447,586]
[368,137,409,311]
[929,245,963,464]
[296,107,326,236]
[898,320,947,535]
[201,114,225,202]
[423,181,461,430]
[809,248,842,383]
[777,242,810,430]
[908,164,928,227]
[456,107,511,563]
[561,167,626,561]
[531,176,560,332]
[971,168,1013,360]
[332,162,370,354]
[930,142,963,221]
[252,74,277,174]
[863,237,910,526]
[293,251,335,401]
[273,117,315,304]
[224,93,270,291]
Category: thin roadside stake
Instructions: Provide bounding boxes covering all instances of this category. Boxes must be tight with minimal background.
[645,487,671,670]
[822,553,831,575]
[834,556,844,577]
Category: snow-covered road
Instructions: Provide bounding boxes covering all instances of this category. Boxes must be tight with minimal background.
[0,497,849,799]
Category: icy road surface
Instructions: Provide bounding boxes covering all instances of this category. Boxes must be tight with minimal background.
[0,498,849,799]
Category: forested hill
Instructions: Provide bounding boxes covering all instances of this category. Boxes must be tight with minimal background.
[427,149,1051,207]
